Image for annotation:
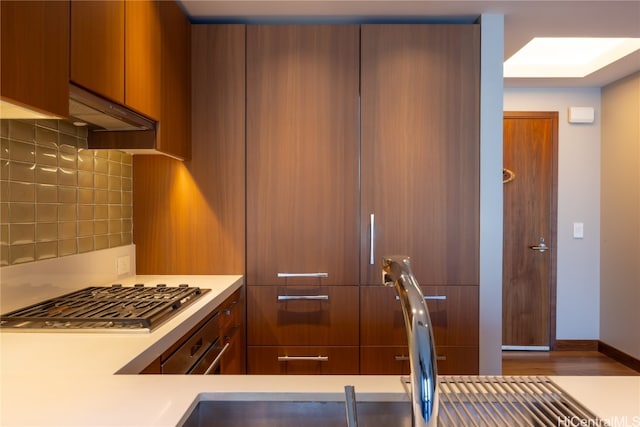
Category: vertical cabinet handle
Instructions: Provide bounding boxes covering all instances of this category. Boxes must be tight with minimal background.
[369,213,375,265]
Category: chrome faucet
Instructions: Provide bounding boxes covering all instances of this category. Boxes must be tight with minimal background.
[382,256,439,427]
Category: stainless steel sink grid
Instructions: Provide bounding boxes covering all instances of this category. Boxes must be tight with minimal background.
[181,376,603,427]
[437,376,602,427]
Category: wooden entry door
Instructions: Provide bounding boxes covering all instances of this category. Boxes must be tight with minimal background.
[503,112,558,349]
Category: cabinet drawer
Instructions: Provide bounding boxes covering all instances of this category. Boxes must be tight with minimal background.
[360,285,478,346]
[360,346,478,375]
[248,286,358,346]
[248,346,359,374]
[220,288,243,332]
[220,325,244,374]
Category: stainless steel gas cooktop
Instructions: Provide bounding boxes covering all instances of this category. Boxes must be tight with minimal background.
[0,284,208,331]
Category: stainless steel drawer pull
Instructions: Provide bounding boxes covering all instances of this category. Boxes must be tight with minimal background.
[397,355,446,362]
[277,273,329,278]
[277,355,329,362]
[277,295,329,301]
[203,342,231,375]
[395,295,447,301]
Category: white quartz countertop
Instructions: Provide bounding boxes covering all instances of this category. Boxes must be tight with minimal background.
[2,274,639,426]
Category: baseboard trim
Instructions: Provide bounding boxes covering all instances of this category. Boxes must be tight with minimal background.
[598,341,640,373]
[554,339,598,351]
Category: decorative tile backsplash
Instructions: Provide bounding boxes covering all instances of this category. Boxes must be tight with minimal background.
[0,119,132,266]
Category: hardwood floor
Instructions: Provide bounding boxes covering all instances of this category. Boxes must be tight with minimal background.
[502,351,640,376]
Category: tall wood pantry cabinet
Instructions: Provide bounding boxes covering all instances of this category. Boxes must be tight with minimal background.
[245,24,480,375]
[359,24,480,374]
[246,25,361,374]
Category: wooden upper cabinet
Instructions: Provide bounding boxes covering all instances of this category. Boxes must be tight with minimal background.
[360,24,480,287]
[0,1,69,117]
[71,0,190,160]
[246,25,360,286]
[125,0,161,120]
[157,0,191,160]
[70,0,125,104]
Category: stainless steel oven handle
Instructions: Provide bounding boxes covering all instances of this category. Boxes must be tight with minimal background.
[203,342,231,375]
[277,295,329,301]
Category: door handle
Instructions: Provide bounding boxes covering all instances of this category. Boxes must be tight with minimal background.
[529,237,549,252]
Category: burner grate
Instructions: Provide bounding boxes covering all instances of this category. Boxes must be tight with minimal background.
[0,284,206,330]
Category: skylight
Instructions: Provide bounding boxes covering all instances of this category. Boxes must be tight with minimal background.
[504,37,640,78]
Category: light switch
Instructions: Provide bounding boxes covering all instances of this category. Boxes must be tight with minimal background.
[117,255,131,275]
[573,222,584,239]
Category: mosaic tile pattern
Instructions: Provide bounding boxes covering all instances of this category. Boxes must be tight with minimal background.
[0,119,133,266]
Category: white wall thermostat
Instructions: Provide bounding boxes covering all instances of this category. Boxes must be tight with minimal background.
[568,107,595,124]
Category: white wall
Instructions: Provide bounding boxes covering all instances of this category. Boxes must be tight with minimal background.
[479,14,504,375]
[504,88,601,340]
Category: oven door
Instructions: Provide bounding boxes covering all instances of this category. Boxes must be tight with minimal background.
[189,339,230,375]
[162,313,223,375]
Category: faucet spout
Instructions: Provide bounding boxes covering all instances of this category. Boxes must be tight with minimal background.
[382,256,438,427]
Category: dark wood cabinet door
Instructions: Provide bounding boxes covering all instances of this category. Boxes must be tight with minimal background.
[70,0,125,103]
[360,24,480,286]
[0,1,69,117]
[246,25,360,286]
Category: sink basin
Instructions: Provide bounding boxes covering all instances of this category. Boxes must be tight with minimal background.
[180,376,600,427]
[182,400,411,427]
[181,399,579,427]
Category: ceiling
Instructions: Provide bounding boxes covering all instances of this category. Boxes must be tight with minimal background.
[177,0,640,88]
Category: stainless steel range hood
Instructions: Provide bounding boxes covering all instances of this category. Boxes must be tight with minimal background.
[69,84,162,154]
[69,84,156,132]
